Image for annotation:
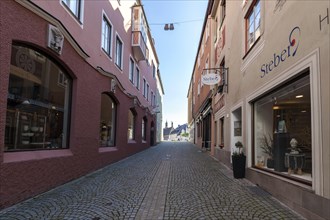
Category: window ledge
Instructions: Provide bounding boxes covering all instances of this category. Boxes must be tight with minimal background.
[241,38,265,73]
[142,140,147,144]
[248,167,313,190]
[98,147,118,153]
[128,140,136,144]
[4,149,73,163]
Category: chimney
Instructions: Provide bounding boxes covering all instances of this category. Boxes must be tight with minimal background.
[171,121,173,128]
[165,121,168,128]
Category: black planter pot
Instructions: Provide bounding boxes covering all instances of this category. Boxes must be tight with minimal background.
[232,155,246,178]
[266,158,274,168]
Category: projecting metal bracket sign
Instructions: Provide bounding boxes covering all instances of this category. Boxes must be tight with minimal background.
[201,73,221,85]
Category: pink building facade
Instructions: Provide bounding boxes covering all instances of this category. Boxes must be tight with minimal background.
[0,0,163,208]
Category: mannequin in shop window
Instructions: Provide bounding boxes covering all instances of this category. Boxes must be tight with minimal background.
[277,119,287,133]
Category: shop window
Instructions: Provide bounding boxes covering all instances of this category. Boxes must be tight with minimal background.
[128,109,136,140]
[142,117,147,141]
[101,14,112,57]
[245,0,261,52]
[100,93,116,147]
[220,117,224,147]
[253,74,312,183]
[5,45,71,151]
[62,0,83,22]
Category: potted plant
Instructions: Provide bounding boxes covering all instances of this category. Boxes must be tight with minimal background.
[232,141,246,178]
[260,134,274,168]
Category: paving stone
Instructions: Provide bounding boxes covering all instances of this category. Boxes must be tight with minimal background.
[0,142,304,220]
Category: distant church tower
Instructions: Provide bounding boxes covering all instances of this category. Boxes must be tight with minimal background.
[165,121,168,128]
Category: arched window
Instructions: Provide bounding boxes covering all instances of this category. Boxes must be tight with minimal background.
[5,44,71,151]
[128,109,136,140]
[100,93,116,147]
[142,117,147,141]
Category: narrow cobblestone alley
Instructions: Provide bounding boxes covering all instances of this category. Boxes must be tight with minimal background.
[0,142,304,220]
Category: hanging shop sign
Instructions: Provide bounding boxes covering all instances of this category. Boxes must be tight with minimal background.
[260,26,300,78]
[201,73,221,85]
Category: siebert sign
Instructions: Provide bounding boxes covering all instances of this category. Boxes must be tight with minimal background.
[260,26,300,78]
[201,73,221,85]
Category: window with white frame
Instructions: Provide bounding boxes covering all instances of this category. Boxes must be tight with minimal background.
[101,15,112,56]
[62,0,83,22]
[129,58,134,84]
[146,84,150,101]
[153,94,156,107]
[198,80,201,95]
[206,21,209,42]
[152,63,156,79]
[220,0,226,26]
[143,79,146,97]
[58,71,67,87]
[115,35,123,69]
[151,91,154,106]
[246,0,261,51]
[136,68,140,90]
[201,41,204,55]
[198,54,200,68]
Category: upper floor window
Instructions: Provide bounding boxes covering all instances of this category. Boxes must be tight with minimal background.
[136,68,140,90]
[246,0,261,51]
[205,22,209,42]
[151,91,154,106]
[143,79,146,97]
[115,35,123,69]
[5,44,72,151]
[198,80,201,95]
[153,94,156,107]
[101,15,112,56]
[220,0,226,26]
[62,0,83,22]
[129,58,134,84]
[152,63,156,79]
[146,84,150,101]
[198,53,200,68]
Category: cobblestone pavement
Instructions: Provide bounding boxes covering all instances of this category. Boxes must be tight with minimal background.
[0,142,304,220]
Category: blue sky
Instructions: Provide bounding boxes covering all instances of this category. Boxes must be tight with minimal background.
[143,0,208,129]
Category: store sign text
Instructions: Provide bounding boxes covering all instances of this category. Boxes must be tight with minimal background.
[260,26,300,78]
[201,73,221,85]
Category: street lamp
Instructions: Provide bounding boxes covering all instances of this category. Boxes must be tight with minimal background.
[164,23,174,31]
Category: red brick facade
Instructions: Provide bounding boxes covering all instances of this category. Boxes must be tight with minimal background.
[0,0,158,208]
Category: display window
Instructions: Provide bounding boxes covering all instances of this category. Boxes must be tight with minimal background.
[5,44,71,151]
[100,93,116,147]
[253,72,312,183]
[142,117,147,141]
[128,109,136,140]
